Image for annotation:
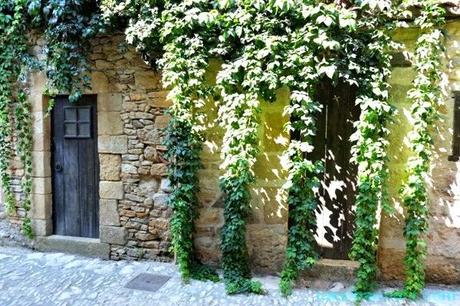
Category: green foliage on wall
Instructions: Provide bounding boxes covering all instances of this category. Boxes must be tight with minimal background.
[386,0,446,300]
[0,0,449,301]
[0,0,33,236]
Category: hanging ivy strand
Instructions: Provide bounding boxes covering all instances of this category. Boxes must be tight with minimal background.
[216,4,265,291]
[0,0,34,238]
[160,0,220,283]
[38,0,103,103]
[349,0,398,300]
[387,0,446,300]
[15,90,33,239]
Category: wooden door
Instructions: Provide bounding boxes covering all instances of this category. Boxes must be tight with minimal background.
[52,95,99,238]
[310,81,360,260]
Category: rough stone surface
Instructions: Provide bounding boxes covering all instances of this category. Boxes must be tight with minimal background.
[1,247,459,306]
[100,199,121,226]
[100,226,128,245]
[36,235,110,259]
[100,181,124,200]
[100,154,121,181]
[98,135,128,154]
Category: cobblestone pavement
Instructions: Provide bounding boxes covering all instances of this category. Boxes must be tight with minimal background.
[1,247,460,306]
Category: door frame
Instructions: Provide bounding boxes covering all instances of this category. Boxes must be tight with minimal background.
[29,83,125,248]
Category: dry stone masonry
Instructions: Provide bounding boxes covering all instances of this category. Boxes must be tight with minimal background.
[87,35,172,261]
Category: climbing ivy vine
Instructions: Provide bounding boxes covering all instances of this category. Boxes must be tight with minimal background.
[0,0,33,237]
[35,0,102,103]
[160,0,219,283]
[349,0,397,299]
[0,0,451,301]
[15,91,33,239]
[387,0,446,300]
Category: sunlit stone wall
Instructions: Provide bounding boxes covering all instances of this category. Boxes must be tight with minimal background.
[379,21,460,283]
[194,59,289,272]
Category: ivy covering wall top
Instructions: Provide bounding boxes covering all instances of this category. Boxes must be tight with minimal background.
[0,0,450,301]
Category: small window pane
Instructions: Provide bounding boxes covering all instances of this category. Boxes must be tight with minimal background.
[79,123,91,138]
[64,108,77,121]
[65,123,77,137]
[78,107,91,122]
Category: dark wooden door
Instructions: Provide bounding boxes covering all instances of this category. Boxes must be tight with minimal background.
[310,81,360,260]
[52,95,99,238]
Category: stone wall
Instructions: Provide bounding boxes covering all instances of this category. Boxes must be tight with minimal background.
[1,26,460,283]
[87,35,172,261]
[194,62,289,272]
[0,34,175,261]
[378,21,460,284]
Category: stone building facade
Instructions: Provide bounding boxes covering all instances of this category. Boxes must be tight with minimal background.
[1,20,460,284]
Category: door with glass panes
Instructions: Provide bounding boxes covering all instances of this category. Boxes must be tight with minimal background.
[52,95,99,238]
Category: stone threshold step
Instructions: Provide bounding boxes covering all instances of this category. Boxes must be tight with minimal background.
[35,235,110,259]
[301,259,359,283]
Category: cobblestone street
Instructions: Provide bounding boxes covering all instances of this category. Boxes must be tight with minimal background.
[1,247,460,306]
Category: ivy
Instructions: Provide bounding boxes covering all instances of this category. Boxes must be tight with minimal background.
[0,0,451,301]
[349,0,397,299]
[15,90,33,239]
[0,0,33,237]
[386,0,446,300]
[216,1,292,294]
[160,0,219,283]
[37,0,103,103]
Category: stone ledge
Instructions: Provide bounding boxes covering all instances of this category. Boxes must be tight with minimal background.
[300,259,359,283]
[35,235,110,259]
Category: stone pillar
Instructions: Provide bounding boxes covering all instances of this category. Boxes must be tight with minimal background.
[30,72,53,237]
[97,93,127,245]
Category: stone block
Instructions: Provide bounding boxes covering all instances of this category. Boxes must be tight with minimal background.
[36,235,110,259]
[100,199,120,226]
[32,151,51,177]
[98,112,124,135]
[99,181,124,199]
[253,153,287,183]
[32,133,51,152]
[160,178,171,193]
[32,177,52,194]
[150,163,167,177]
[138,129,162,145]
[154,115,171,129]
[135,71,160,89]
[261,106,289,152]
[144,146,159,162]
[153,193,169,208]
[32,219,52,237]
[98,135,128,154]
[148,91,171,108]
[99,154,121,181]
[32,112,46,134]
[31,193,52,219]
[196,208,223,226]
[98,93,123,112]
[301,259,359,283]
[100,226,127,245]
[91,71,111,93]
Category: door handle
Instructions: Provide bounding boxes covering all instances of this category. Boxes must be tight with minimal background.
[55,164,63,172]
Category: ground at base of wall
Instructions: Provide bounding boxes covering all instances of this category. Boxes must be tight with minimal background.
[0,217,33,249]
[1,247,459,306]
